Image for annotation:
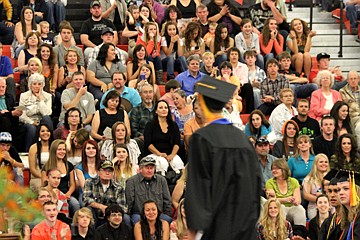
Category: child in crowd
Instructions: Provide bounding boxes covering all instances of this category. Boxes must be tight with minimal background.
[39,21,55,46]
[278,51,318,101]
[200,52,218,77]
[204,22,217,47]
[160,79,181,110]
[244,50,266,109]
[45,169,70,218]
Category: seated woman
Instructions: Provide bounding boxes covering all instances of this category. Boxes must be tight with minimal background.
[244,110,273,140]
[101,121,141,165]
[144,100,184,174]
[330,133,360,171]
[129,63,161,101]
[308,70,342,121]
[172,89,194,140]
[76,139,100,190]
[41,139,80,216]
[134,200,170,240]
[57,49,86,92]
[259,18,284,64]
[266,159,307,227]
[66,128,90,166]
[112,143,138,189]
[91,90,130,142]
[71,208,95,240]
[54,107,82,140]
[86,43,126,101]
[136,22,164,84]
[256,198,294,240]
[28,123,53,191]
[36,43,58,94]
[171,165,187,210]
[273,120,299,160]
[308,194,330,239]
[170,199,189,239]
[19,57,43,93]
[330,101,353,137]
[127,44,156,85]
[209,23,234,67]
[288,135,315,184]
[19,73,53,151]
[302,153,330,220]
[286,18,316,78]
[269,88,298,141]
[182,22,205,60]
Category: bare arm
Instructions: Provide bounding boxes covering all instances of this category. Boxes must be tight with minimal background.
[124,111,131,137]
[28,144,41,178]
[90,110,103,141]
[65,170,76,198]
[80,34,96,48]
[171,180,184,209]
[86,69,106,87]
[14,23,25,45]
[75,168,86,189]
[101,1,116,19]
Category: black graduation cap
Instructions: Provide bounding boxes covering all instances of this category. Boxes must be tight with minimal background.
[194,75,237,111]
[324,169,360,186]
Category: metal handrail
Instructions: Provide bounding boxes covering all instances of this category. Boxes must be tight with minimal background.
[339,2,343,57]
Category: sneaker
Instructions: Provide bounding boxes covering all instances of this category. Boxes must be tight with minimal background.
[351,28,358,35]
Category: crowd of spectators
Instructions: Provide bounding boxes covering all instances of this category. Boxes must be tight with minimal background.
[0,0,360,239]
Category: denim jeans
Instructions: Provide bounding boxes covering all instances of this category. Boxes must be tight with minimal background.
[0,21,14,45]
[346,4,360,28]
[148,56,162,71]
[161,56,187,79]
[264,53,275,68]
[215,53,228,68]
[24,115,54,151]
[46,1,66,31]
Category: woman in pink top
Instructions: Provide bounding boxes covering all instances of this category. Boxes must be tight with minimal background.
[308,70,342,121]
[259,18,284,66]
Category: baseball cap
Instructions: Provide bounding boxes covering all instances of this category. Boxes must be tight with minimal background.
[255,137,269,146]
[0,132,12,143]
[316,52,330,61]
[99,160,114,170]
[90,0,101,8]
[101,27,114,35]
[139,156,156,166]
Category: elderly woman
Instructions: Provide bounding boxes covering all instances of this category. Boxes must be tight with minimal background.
[309,70,342,121]
[91,90,130,141]
[266,158,307,227]
[19,73,53,151]
[86,43,126,101]
[269,88,298,141]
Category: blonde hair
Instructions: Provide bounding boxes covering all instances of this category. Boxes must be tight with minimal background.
[316,70,334,88]
[28,57,43,74]
[209,22,217,28]
[72,207,94,226]
[340,184,360,230]
[259,198,288,240]
[279,88,294,99]
[143,22,160,50]
[176,199,188,239]
[39,21,49,29]
[113,144,133,183]
[202,51,215,60]
[294,135,314,158]
[304,153,329,189]
[271,159,291,180]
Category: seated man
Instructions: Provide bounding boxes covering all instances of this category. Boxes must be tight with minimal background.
[83,160,129,227]
[340,71,360,148]
[94,205,133,240]
[87,27,128,66]
[59,71,95,131]
[258,58,290,115]
[175,55,205,96]
[31,201,71,240]
[126,156,172,225]
[291,99,320,140]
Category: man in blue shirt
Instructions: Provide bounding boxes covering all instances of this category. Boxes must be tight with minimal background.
[175,55,205,96]
[100,71,141,111]
[0,43,16,101]
[255,137,276,187]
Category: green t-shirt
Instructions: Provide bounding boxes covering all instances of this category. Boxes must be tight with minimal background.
[266,177,300,207]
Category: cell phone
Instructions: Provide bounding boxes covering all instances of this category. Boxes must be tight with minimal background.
[140,74,146,81]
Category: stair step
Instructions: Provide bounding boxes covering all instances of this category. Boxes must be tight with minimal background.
[311,46,360,54]
[312,35,358,42]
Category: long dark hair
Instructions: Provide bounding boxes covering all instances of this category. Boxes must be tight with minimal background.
[248,110,270,137]
[81,139,101,174]
[152,100,173,126]
[102,90,123,111]
[262,18,280,46]
[163,5,182,23]
[140,200,163,240]
[37,43,57,82]
[132,44,148,64]
[214,23,230,55]
[35,123,54,170]
[335,133,358,167]
[96,43,119,66]
[330,101,352,136]
[163,21,179,52]
[184,22,202,52]
[282,120,299,159]
[20,6,37,37]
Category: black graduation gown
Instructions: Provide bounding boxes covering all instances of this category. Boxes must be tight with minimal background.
[185,121,262,240]
[318,213,342,240]
[339,211,360,240]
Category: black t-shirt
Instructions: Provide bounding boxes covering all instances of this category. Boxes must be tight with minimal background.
[58,162,74,194]
[291,116,321,140]
[313,135,337,160]
[80,18,116,46]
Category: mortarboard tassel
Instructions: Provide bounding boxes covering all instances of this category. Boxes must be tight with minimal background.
[350,171,360,207]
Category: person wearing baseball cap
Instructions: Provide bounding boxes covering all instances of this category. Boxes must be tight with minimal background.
[0,132,24,181]
[80,0,118,65]
[255,137,276,186]
[185,76,262,239]
[83,160,129,228]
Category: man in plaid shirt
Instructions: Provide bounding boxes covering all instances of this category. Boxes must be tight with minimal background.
[259,58,290,115]
[83,160,130,227]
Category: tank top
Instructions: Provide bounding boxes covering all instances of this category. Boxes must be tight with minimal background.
[132,59,150,76]
[24,49,36,64]
[177,0,197,19]
[98,108,125,135]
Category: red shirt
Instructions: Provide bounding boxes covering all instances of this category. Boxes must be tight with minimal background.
[31,219,71,240]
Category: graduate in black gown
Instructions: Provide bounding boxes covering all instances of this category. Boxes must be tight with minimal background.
[184,76,262,240]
